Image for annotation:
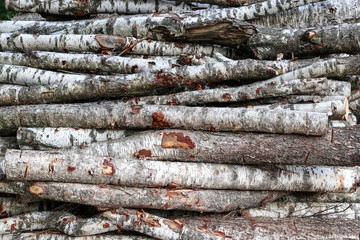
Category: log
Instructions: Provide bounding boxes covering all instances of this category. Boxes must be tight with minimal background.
[329,110,357,128]
[0,196,54,218]
[0,137,17,156]
[180,215,360,239]
[0,181,283,212]
[16,127,131,150]
[242,202,360,219]
[320,80,351,97]
[0,34,237,57]
[122,78,329,106]
[5,150,358,192]
[0,103,329,135]
[251,0,360,28]
[5,0,194,15]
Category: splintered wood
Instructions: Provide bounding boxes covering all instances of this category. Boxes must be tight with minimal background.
[0,0,359,239]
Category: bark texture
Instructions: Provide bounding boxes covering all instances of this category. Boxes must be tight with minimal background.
[5,150,358,192]
[0,137,17,156]
[0,103,329,135]
[0,196,54,218]
[67,127,360,166]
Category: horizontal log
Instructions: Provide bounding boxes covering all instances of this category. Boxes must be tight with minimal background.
[0,181,283,212]
[5,150,358,192]
[242,202,360,219]
[0,103,329,135]
[180,215,360,239]
[17,127,130,150]
[0,137,17,156]
[67,127,360,166]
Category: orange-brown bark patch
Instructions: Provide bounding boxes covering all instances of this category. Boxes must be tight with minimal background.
[134,149,152,159]
[222,93,232,99]
[161,132,195,149]
[102,158,115,176]
[143,217,161,227]
[163,219,184,230]
[130,105,143,114]
[152,112,172,127]
[67,166,76,172]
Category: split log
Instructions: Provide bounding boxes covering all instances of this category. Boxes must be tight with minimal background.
[180,215,360,239]
[251,0,360,28]
[5,0,195,15]
[0,137,17,156]
[16,127,130,150]
[242,202,360,219]
[17,126,360,166]
[122,78,329,106]
[0,181,283,212]
[0,34,237,57]
[0,233,153,240]
[5,150,358,192]
[0,103,329,135]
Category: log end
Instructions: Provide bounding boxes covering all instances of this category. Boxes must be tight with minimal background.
[28,185,44,195]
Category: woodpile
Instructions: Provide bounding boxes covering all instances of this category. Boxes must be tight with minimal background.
[0,0,360,239]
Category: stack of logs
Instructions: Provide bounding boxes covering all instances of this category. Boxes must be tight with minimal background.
[0,0,359,239]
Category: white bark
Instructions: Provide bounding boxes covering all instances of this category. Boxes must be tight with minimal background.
[243,202,360,219]
[320,80,351,97]
[6,0,194,15]
[0,196,54,218]
[329,110,357,128]
[5,150,359,192]
[17,127,130,150]
[286,188,360,203]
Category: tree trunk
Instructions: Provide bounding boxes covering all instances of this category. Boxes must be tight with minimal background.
[180,215,360,239]
[242,202,360,219]
[63,127,360,166]
[5,150,358,192]
[5,0,195,15]
[123,78,329,106]
[16,127,131,150]
[0,103,329,135]
[0,181,283,212]
[251,0,360,28]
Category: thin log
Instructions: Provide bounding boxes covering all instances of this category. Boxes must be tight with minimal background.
[0,103,329,135]
[0,137,17,156]
[0,181,283,212]
[251,0,360,28]
[16,127,131,150]
[0,34,237,57]
[5,0,194,15]
[180,215,360,239]
[242,202,360,219]
[122,78,329,106]
[5,150,358,192]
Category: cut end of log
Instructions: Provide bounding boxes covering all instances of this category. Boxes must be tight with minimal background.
[28,185,44,195]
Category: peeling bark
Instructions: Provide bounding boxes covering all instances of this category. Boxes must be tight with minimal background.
[0,103,329,135]
[6,0,195,15]
[0,181,283,212]
[5,150,358,192]
[242,202,360,219]
[16,127,130,150]
[180,215,360,239]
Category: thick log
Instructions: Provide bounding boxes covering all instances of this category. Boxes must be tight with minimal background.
[251,0,360,28]
[5,0,194,15]
[0,181,283,212]
[0,233,153,240]
[0,34,237,57]
[180,216,360,239]
[242,202,360,219]
[0,137,17,156]
[5,150,358,192]
[123,78,329,106]
[0,103,329,135]
[17,127,130,150]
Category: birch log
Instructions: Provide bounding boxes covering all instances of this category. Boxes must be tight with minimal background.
[16,127,131,150]
[0,138,17,156]
[0,34,237,57]
[5,0,195,15]
[0,197,55,218]
[251,0,360,28]
[0,103,329,135]
[122,78,329,106]
[180,216,360,239]
[0,233,153,240]
[5,150,358,192]
[242,202,360,219]
[68,127,360,166]
[0,181,283,212]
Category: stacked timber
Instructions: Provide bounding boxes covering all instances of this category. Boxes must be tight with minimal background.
[0,0,359,239]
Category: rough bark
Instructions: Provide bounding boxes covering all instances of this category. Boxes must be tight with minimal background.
[0,181,283,212]
[0,137,17,156]
[329,110,357,128]
[0,103,329,135]
[122,78,329,106]
[251,0,360,28]
[16,127,131,150]
[242,202,360,219]
[0,34,237,57]
[180,215,360,239]
[319,80,351,97]
[0,233,153,240]
[6,0,194,15]
[66,127,360,166]
[5,150,358,192]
